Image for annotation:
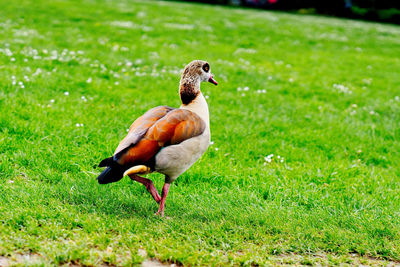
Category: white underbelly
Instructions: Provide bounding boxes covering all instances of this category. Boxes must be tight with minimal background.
[154,130,210,183]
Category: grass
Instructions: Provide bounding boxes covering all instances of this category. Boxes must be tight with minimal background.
[1,0,400,265]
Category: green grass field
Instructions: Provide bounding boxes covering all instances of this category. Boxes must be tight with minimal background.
[1,0,400,265]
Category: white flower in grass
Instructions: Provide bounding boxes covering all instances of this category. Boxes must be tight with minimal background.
[81,96,88,102]
[333,83,352,94]
[10,57,15,62]
[86,77,92,83]
[215,148,219,151]
[243,86,249,91]
[5,48,12,56]
[50,99,55,103]
[115,81,119,85]
[64,91,69,96]
[264,154,284,164]
[210,141,214,145]
[395,96,400,102]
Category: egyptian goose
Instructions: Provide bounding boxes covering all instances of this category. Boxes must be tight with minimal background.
[97,60,217,216]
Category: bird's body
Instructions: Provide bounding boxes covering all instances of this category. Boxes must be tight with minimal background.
[97,60,217,216]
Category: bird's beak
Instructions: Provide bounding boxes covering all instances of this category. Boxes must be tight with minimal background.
[208,75,218,86]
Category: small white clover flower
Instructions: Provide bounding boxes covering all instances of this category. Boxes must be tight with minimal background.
[64,91,69,96]
[50,99,55,103]
[86,77,92,83]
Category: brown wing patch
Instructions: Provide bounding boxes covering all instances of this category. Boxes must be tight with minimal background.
[118,139,159,165]
[114,106,174,155]
[117,109,206,166]
[147,109,206,146]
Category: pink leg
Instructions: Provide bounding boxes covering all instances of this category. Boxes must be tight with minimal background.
[155,183,171,217]
[129,175,161,203]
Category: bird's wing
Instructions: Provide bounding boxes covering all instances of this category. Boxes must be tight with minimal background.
[115,109,206,166]
[114,106,175,155]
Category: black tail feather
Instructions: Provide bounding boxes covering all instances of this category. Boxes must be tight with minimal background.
[98,156,114,167]
[96,166,125,184]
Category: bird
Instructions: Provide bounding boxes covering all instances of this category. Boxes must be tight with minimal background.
[96,60,217,217]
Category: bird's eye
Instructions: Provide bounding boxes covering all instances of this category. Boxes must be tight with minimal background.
[202,63,209,73]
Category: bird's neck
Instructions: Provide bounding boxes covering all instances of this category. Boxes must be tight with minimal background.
[179,80,209,126]
[179,76,200,105]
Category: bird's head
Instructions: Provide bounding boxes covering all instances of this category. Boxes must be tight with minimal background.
[179,60,217,105]
[181,60,218,86]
